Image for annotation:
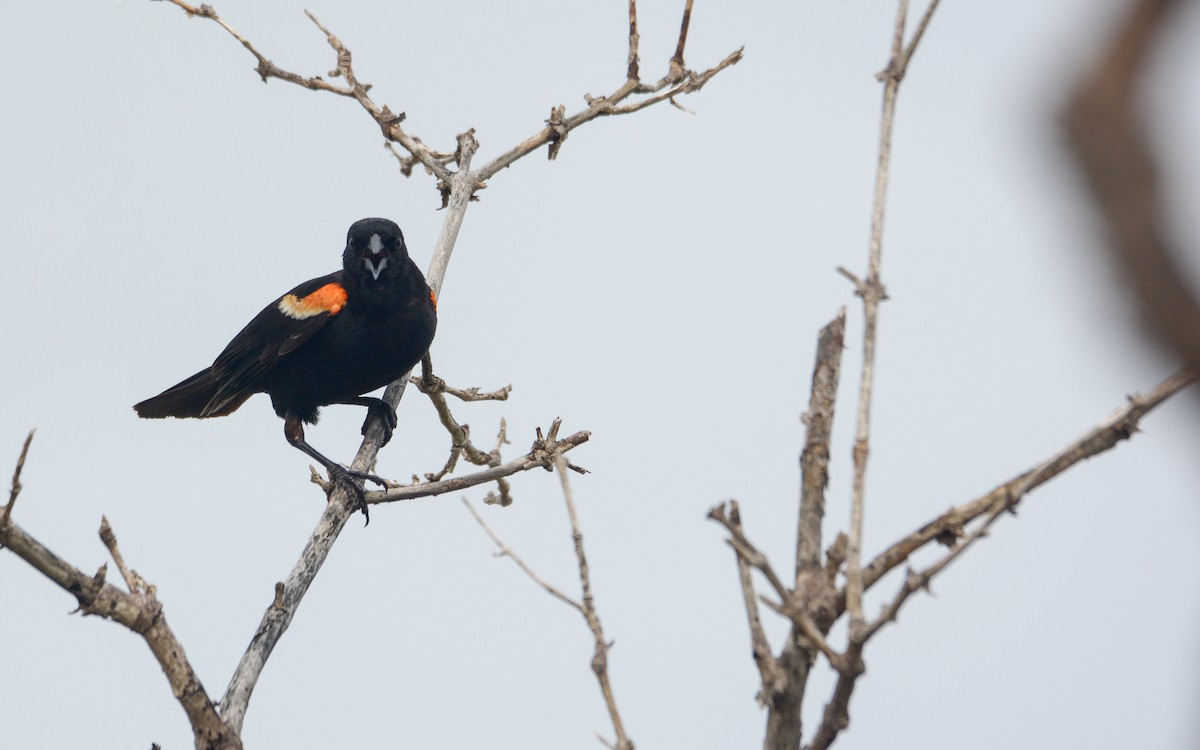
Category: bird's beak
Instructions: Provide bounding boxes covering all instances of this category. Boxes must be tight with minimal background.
[362,233,390,281]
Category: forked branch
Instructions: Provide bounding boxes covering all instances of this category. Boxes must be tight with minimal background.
[465,455,632,750]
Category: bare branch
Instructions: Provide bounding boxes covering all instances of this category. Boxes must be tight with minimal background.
[796,311,846,579]
[159,1,453,182]
[463,498,583,612]
[555,454,632,750]
[369,426,590,504]
[898,0,943,74]
[463,455,630,748]
[724,500,782,698]
[99,516,145,594]
[670,0,695,81]
[412,354,509,471]
[626,0,640,82]
[708,502,791,604]
[476,31,741,177]
[862,498,1008,640]
[1,429,34,539]
[855,367,1197,606]
[844,0,915,643]
[1,515,238,749]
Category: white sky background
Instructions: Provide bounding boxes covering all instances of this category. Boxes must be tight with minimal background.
[3,1,1200,748]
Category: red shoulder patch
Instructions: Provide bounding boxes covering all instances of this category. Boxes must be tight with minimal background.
[429,289,438,310]
[278,283,348,320]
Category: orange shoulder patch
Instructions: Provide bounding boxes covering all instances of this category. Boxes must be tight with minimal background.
[429,289,438,310]
[278,283,348,320]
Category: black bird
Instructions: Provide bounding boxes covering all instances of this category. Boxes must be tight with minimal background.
[135,218,437,521]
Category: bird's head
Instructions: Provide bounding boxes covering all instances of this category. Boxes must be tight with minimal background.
[344,218,407,283]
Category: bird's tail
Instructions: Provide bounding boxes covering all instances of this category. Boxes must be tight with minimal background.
[134,369,249,419]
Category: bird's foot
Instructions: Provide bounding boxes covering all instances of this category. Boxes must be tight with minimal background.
[325,464,387,526]
[361,401,398,446]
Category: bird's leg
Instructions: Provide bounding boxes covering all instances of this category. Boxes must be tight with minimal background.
[283,415,385,524]
[339,396,398,446]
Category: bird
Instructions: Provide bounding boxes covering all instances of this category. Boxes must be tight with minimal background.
[134,217,437,522]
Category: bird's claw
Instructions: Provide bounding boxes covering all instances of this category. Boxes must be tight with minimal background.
[325,464,385,526]
[361,402,399,447]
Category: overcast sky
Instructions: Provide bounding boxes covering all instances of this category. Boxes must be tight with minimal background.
[3,1,1199,748]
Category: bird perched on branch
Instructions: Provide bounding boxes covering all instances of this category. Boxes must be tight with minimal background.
[134,218,437,522]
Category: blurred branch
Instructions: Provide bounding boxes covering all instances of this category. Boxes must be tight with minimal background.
[1061,0,1200,371]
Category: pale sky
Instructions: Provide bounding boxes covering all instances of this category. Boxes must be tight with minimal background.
[3,1,1199,749]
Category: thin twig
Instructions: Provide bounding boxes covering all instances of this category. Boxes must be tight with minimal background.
[160,1,453,182]
[897,0,943,74]
[98,516,144,594]
[477,14,741,177]
[412,354,509,469]
[463,498,583,612]
[853,367,1197,610]
[626,0,640,82]
[725,500,781,698]
[555,454,632,750]
[708,503,791,604]
[669,0,694,81]
[861,498,1008,640]
[369,427,590,504]
[1,430,34,538]
[844,0,912,644]
[809,4,941,749]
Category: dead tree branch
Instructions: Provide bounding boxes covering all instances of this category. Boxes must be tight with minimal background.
[851,366,1197,614]
[0,452,239,750]
[709,309,847,750]
[0,429,34,539]
[464,455,632,750]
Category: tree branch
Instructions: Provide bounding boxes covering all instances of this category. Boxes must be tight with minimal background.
[1,496,239,749]
[844,0,917,637]
[0,429,33,539]
[796,310,846,578]
[851,367,1197,611]
[475,1,741,179]
[464,455,632,750]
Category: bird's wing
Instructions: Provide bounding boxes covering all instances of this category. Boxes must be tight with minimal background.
[200,271,347,417]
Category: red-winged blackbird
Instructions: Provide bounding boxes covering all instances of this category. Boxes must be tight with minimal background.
[135,218,437,521]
